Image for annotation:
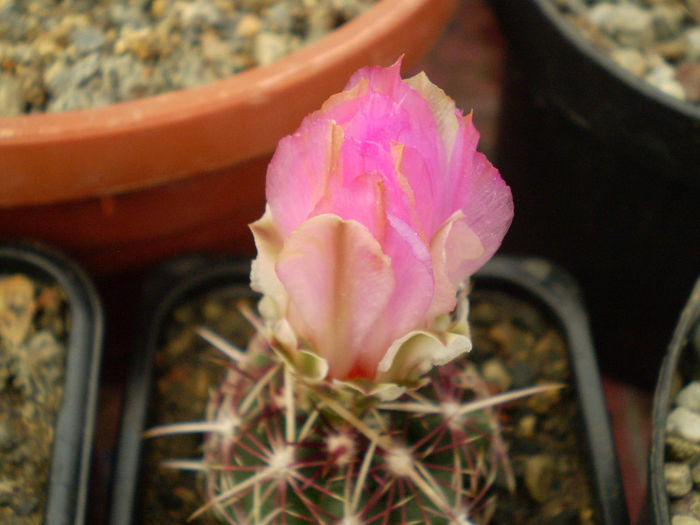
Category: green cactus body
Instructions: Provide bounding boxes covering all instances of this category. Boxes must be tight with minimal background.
[191,332,514,525]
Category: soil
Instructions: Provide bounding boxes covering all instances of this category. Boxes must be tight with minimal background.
[0,274,69,525]
[136,284,597,524]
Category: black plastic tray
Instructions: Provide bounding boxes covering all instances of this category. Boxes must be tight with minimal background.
[0,241,104,525]
[648,277,700,525]
[109,254,628,525]
[488,0,700,390]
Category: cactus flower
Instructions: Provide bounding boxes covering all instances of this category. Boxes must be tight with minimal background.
[250,60,513,386]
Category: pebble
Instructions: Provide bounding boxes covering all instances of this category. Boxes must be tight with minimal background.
[254,31,289,66]
[481,358,512,391]
[610,47,648,77]
[671,490,700,519]
[677,61,700,103]
[667,434,700,462]
[669,407,700,443]
[0,73,22,116]
[0,0,377,115]
[524,454,555,503]
[587,3,654,48]
[678,382,700,413]
[673,516,700,525]
[667,462,694,498]
[0,275,36,346]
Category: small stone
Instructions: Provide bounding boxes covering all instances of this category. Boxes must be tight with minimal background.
[667,462,693,498]
[177,0,222,29]
[101,54,150,101]
[0,480,17,506]
[669,407,700,443]
[527,386,562,414]
[678,382,700,413]
[0,73,23,116]
[677,61,700,103]
[651,5,685,42]
[115,26,158,60]
[656,37,690,61]
[236,14,262,38]
[667,434,700,461]
[670,490,700,519]
[201,31,230,64]
[515,414,537,438]
[151,0,169,18]
[673,516,700,525]
[263,2,295,33]
[587,3,654,48]
[646,59,687,100]
[610,47,647,77]
[70,26,106,55]
[254,31,288,66]
[524,454,556,503]
[686,27,700,61]
[481,358,512,391]
[70,52,102,86]
[0,274,35,345]
[16,65,45,107]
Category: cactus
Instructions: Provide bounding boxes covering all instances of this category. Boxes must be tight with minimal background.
[145,301,555,525]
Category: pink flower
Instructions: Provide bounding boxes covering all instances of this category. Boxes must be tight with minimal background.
[250,61,513,385]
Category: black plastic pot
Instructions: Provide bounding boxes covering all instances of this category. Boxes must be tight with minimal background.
[488,0,700,389]
[109,254,628,525]
[647,276,700,525]
[0,241,104,525]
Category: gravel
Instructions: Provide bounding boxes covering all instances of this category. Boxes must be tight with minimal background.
[0,0,377,116]
[664,321,700,523]
[553,0,700,104]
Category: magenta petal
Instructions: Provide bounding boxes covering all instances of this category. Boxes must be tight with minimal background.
[275,215,395,380]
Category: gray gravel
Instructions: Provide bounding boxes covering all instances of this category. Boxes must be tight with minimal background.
[664,322,700,523]
[0,0,377,116]
[553,0,700,104]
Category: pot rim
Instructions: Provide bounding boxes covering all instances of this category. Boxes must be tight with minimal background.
[0,240,104,525]
[0,0,456,206]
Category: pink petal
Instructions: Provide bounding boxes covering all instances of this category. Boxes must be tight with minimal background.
[311,167,389,242]
[453,116,513,270]
[275,215,395,380]
[425,212,484,320]
[355,213,435,377]
[266,118,344,237]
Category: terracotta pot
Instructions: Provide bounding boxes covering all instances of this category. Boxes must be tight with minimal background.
[0,0,456,276]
